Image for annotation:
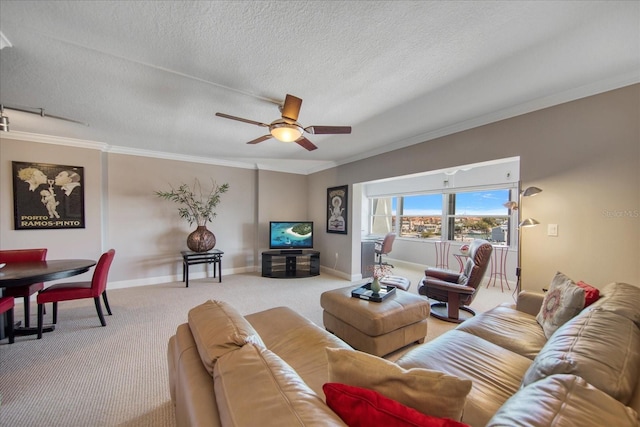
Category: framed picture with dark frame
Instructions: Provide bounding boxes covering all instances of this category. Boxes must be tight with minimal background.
[327,185,348,234]
[12,161,85,230]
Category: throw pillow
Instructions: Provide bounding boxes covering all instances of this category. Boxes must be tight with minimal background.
[326,348,472,421]
[323,383,470,427]
[576,280,600,307]
[536,272,585,339]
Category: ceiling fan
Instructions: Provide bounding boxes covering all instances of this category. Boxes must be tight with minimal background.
[215,94,351,151]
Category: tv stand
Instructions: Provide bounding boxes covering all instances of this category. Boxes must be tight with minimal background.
[262,250,320,278]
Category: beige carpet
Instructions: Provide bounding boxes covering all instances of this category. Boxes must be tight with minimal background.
[0,265,513,427]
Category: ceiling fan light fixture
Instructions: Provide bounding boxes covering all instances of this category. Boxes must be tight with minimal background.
[270,121,303,142]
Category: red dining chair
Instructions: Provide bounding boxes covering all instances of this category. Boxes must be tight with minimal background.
[37,249,115,339]
[0,248,48,328]
[0,296,16,344]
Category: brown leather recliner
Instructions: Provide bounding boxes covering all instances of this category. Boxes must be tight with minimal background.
[418,239,493,323]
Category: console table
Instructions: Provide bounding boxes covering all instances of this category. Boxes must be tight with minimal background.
[181,249,224,287]
[261,250,320,278]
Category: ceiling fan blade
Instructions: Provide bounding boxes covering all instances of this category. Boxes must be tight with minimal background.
[246,134,273,145]
[281,94,302,121]
[304,125,351,135]
[215,112,269,128]
[295,136,318,151]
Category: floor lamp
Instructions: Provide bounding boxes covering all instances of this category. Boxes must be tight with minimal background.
[504,186,542,299]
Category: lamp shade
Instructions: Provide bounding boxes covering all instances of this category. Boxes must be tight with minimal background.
[270,122,303,142]
[518,218,539,228]
[522,186,542,197]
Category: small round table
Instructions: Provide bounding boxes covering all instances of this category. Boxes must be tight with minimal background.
[0,259,96,337]
[453,253,470,273]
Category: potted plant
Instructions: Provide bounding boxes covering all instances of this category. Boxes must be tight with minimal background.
[369,263,393,294]
[155,179,230,252]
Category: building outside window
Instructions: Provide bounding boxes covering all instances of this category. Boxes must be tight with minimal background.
[368,188,511,244]
[398,194,443,239]
[444,189,511,244]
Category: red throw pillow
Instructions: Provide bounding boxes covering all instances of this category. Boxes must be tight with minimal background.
[323,383,470,427]
[576,281,600,307]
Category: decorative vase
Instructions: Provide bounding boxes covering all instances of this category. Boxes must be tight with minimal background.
[187,225,216,252]
[370,277,381,294]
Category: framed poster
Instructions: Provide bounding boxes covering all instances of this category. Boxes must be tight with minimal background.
[12,161,85,230]
[327,185,348,234]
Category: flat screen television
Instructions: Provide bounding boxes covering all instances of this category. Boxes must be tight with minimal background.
[269,221,314,250]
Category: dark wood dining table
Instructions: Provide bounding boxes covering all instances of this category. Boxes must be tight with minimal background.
[0,259,97,337]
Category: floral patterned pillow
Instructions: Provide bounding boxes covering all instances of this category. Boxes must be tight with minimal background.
[536,272,586,338]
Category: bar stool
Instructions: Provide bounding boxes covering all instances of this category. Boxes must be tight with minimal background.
[487,245,510,292]
[433,241,450,269]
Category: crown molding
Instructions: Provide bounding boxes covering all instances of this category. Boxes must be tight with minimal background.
[3,74,637,176]
[1,131,257,170]
[1,130,108,151]
[335,72,640,168]
[1,130,338,174]
[108,145,256,169]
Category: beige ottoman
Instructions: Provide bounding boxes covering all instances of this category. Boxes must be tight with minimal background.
[320,286,430,357]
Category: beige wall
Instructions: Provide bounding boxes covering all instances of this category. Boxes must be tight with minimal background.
[256,169,309,254]
[0,141,305,287]
[1,84,638,291]
[310,84,640,291]
[0,138,103,283]
[105,154,258,283]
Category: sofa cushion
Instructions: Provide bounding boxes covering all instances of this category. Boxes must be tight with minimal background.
[188,299,264,375]
[591,282,640,327]
[326,347,471,421]
[246,306,352,397]
[536,271,585,338]
[487,374,639,427]
[214,343,346,427]
[323,382,470,427]
[456,305,547,359]
[397,329,533,427]
[170,323,221,427]
[522,309,640,404]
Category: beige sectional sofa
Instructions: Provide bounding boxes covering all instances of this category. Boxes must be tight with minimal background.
[167,282,640,427]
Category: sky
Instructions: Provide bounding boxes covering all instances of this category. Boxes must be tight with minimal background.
[394,189,511,216]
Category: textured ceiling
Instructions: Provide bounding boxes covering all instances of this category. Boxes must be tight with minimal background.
[0,1,638,174]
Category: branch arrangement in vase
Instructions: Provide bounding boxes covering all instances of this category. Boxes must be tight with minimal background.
[155,179,230,227]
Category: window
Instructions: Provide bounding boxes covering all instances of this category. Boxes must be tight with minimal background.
[398,194,443,239]
[369,197,394,235]
[444,189,511,244]
[368,188,512,245]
